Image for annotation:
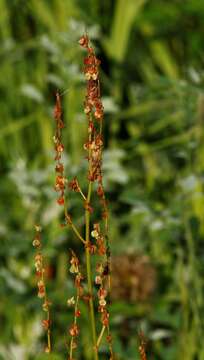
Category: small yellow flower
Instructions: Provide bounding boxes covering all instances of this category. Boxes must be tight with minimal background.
[67,296,75,306]
[35,224,42,232]
[91,230,99,238]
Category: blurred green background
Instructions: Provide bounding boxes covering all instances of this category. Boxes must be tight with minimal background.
[1,0,204,359]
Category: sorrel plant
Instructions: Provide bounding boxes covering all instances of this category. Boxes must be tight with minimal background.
[32,35,148,360]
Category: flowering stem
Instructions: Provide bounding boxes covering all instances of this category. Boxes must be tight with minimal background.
[85,181,98,360]
[69,293,79,359]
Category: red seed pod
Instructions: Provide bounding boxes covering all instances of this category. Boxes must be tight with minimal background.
[83,141,90,150]
[87,46,94,54]
[75,309,81,317]
[79,35,89,48]
[38,290,45,299]
[83,293,91,303]
[98,305,105,313]
[97,244,106,256]
[84,54,96,65]
[69,324,79,337]
[98,288,107,299]
[87,243,97,254]
[101,311,109,327]
[70,255,79,274]
[55,163,64,173]
[106,334,112,344]
[75,273,83,287]
[102,317,109,327]
[58,119,64,129]
[57,197,64,205]
[68,178,80,192]
[36,270,42,277]
[56,143,64,153]
[42,319,51,330]
[84,201,94,213]
[87,172,95,182]
[97,185,104,197]
[94,109,103,120]
[55,175,66,188]
[88,120,94,133]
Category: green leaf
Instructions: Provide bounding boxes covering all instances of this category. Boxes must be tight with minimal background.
[104,0,147,62]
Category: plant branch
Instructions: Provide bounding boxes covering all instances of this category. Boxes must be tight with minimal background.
[63,198,86,244]
[96,325,106,348]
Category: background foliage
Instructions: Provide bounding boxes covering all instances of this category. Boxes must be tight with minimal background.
[1,1,204,359]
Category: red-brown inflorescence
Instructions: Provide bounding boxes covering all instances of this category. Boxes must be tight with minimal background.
[53,92,66,206]
[79,34,108,224]
[67,251,84,360]
[33,225,52,353]
[53,93,87,245]
[79,34,114,358]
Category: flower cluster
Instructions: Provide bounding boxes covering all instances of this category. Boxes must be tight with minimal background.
[95,263,112,349]
[68,177,80,193]
[90,223,113,355]
[53,92,66,206]
[91,223,106,256]
[33,225,52,353]
[84,134,103,183]
[79,34,108,224]
[79,34,113,357]
[79,35,104,121]
[67,252,84,359]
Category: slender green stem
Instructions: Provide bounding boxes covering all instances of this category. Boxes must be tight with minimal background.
[85,181,99,360]
[64,198,86,244]
[97,325,106,348]
[70,221,86,244]
[47,328,51,352]
[79,188,87,201]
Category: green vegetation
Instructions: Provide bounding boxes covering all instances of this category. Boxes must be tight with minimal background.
[1,1,204,359]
